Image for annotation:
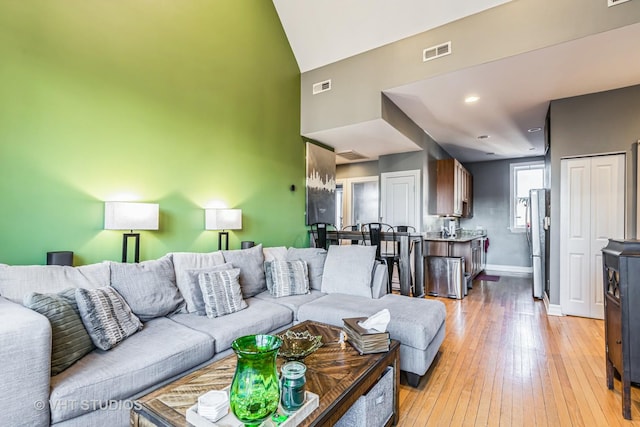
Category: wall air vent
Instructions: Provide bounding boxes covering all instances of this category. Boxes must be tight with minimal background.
[312,79,332,95]
[608,0,631,6]
[423,41,452,62]
[336,150,368,161]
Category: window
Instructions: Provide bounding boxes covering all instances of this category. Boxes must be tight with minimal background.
[510,161,544,232]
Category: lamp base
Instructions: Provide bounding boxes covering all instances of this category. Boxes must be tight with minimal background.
[123,233,141,263]
[218,231,230,251]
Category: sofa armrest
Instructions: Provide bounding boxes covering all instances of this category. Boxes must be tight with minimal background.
[0,297,52,426]
[371,263,389,299]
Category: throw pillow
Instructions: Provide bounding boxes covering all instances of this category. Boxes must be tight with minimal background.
[320,245,376,298]
[75,287,143,351]
[286,248,327,291]
[171,251,226,313]
[265,260,309,298]
[222,244,266,297]
[263,246,288,262]
[186,263,234,315]
[109,255,184,321]
[197,268,248,318]
[23,288,95,375]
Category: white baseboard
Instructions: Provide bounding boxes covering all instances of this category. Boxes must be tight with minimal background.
[543,292,564,316]
[485,264,533,277]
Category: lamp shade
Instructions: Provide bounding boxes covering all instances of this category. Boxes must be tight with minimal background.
[104,202,159,231]
[205,209,242,230]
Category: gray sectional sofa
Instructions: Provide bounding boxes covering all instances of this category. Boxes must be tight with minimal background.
[0,244,446,427]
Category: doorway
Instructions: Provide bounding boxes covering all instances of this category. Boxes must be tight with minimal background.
[335,176,379,230]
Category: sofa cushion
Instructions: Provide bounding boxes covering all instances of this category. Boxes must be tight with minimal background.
[186,263,234,315]
[263,246,287,262]
[75,287,143,351]
[198,268,247,318]
[286,248,327,291]
[297,293,446,351]
[49,317,214,424]
[378,294,446,351]
[253,290,325,321]
[110,255,184,321]
[222,244,266,297]
[265,260,309,297]
[171,251,226,313]
[23,288,95,375]
[170,298,292,353]
[321,245,376,298]
[297,293,378,327]
[0,262,110,304]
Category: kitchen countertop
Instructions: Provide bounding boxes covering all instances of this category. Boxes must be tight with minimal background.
[423,232,487,243]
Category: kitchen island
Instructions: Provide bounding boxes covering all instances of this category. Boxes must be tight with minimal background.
[424,232,487,281]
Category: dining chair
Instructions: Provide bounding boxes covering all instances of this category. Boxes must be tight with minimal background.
[309,223,337,250]
[361,222,396,293]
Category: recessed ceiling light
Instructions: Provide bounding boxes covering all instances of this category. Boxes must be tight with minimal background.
[465,95,480,103]
[527,127,542,133]
[477,135,490,139]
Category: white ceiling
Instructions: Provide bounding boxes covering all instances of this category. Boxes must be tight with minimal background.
[272,0,512,73]
[273,1,640,163]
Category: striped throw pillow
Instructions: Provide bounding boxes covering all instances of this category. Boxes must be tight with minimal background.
[75,287,143,351]
[24,288,95,375]
[265,260,309,298]
[197,268,248,318]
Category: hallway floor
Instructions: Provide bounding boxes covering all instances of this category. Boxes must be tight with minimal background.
[397,275,640,426]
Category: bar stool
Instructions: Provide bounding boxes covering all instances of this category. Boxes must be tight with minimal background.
[362,223,396,294]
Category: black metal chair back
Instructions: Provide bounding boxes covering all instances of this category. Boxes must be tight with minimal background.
[310,223,336,249]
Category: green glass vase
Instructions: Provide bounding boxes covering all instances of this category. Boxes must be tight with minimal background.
[230,334,282,426]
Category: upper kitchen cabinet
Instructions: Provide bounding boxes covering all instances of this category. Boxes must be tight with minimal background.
[436,159,473,218]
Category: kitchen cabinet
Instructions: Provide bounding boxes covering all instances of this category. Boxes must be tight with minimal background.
[602,239,640,420]
[451,238,483,278]
[425,237,485,278]
[436,159,473,217]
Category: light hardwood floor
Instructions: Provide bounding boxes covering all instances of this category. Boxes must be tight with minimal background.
[397,275,640,426]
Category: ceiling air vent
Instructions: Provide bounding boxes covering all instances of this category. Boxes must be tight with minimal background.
[423,41,452,62]
[608,0,631,5]
[312,79,331,95]
[337,150,368,161]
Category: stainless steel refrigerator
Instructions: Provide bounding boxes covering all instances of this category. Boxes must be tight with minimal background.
[527,188,550,299]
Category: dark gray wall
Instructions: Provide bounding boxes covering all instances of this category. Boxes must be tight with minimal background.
[336,161,378,179]
[462,157,544,269]
[548,84,640,305]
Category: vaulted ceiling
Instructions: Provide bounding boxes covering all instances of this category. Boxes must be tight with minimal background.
[273,1,640,163]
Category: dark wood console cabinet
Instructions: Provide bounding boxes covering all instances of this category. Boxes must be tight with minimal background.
[602,238,640,420]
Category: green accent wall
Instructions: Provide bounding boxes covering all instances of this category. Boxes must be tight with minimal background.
[0,1,304,265]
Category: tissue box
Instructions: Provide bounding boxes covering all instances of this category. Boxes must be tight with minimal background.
[335,367,394,427]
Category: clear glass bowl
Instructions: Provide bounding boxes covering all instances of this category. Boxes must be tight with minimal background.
[277,330,322,360]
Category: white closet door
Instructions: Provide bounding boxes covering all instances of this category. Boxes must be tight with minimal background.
[560,154,625,319]
[590,155,625,318]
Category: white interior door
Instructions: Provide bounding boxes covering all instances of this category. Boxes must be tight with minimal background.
[560,154,625,319]
[381,170,420,231]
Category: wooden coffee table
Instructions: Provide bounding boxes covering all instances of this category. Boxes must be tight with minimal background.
[131,320,400,427]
